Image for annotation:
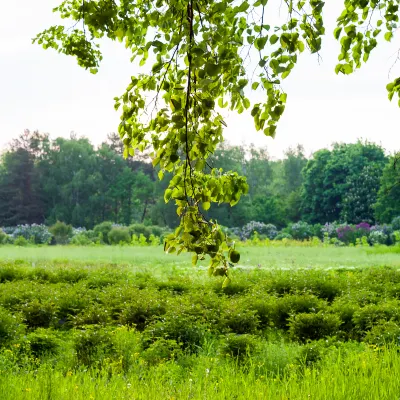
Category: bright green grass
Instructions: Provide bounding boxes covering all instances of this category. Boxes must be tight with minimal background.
[1,245,399,271]
[0,346,399,400]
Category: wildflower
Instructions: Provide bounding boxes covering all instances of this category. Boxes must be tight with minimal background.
[25,388,31,392]
[66,371,72,377]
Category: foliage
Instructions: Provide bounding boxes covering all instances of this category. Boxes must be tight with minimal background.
[26,328,60,357]
[93,222,113,245]
[11,224,52,245]
[0,306,24,347]
[375,157,400,223]
[0,230,7,245]
[301,142,387,224]
[14,236,28,247]
[108,227,131,245]
[392,216,400,231]
[288,312,341,342]
[220,334,258,360]
[49,221,73,245]
[241,221,278,240]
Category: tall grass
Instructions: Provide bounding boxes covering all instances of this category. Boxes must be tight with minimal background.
[0,346,399,399]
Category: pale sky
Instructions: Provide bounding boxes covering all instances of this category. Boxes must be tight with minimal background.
[1,1,400,158]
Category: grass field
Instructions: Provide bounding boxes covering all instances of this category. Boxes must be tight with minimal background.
[1,245,400,399]
[1,244,400,271]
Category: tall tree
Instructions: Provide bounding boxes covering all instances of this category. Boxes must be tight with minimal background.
[0,148,43,226]
[374,157,400,223]
[301,141,386,224]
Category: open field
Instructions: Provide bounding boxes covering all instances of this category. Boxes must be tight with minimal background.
[1,244,400,271]
[1,245,400,399]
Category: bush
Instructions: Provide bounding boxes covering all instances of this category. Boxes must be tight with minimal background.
[352,301,400,334]
[336,225,356,245]
[74,326,115,366]
[220,333,258,360]
[10,224,52,245]
[118,289,166,331]
[364,320,400,346]
[392,216,400,231]
[218,300,260,334]
[274,232,293,241]
[93,222,113,244]
[0,229,8,245]
[14,236,28,246]
[272,294,327,329]
[49,221,73,245]
[70,233,92,245]
[27,328,60,357]
[143,315,209,353]
[241,222,278,240]
[141,338,183,365]
[129,224,152,239]
[288,221,314,241]
[71,304,112,328]
[108,227,131,245]
[20,299,59,329]
[0,307,25,347]
[288,312,341,342]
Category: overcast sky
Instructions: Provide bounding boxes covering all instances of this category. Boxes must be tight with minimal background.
[1,1,400,158]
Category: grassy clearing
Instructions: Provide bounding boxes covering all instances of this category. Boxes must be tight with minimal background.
[1,247,400,399]
[1,245,400,271]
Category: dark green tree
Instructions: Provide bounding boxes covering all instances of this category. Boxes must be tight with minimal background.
[374,157,400,223]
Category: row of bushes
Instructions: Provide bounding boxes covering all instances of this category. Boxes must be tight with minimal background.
[0,222,170,246]
[1,263,400,347]
[227,217,400,246]
[2,217,400,247]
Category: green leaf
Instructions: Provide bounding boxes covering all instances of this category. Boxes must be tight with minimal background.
[202,201,211,211]
[205,63,221,76]
[270,35,279,45]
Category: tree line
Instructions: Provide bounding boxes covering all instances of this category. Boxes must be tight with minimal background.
[0,130,398,230]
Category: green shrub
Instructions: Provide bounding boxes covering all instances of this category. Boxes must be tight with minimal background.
[49,221,73,245]
[118,290,166,331]
[27,328,60,357]
[14,236,28,246]
[0,229,7,244]
[296,342,324,366]
[0,307,25,347]
[220,333,258,360]
[364,320,400,346]
[218,300,260,334]
[20,299,59,329]
[70,233,92,245]
[71,304,112,328]
[288,312,341,342]
[272,294,327,329]
[73,326,115,366]
[352,301,400,333]
[0,266,23,283]
[93,222,113,244]
[141,338,183,365]
[108,227,131,245]
[143,315,209,353]
[331,299,360,338]
[129,224,152,239]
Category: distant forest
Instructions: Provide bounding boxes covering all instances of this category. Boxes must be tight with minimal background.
[0,130,399,229]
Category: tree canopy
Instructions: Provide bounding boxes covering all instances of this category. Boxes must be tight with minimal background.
[35,0,400,276]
